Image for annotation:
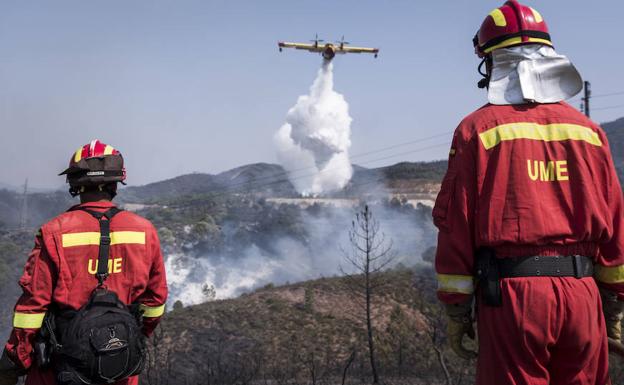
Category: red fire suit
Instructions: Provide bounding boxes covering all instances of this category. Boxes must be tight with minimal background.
[434,102,624,385]
[4,201,168,385]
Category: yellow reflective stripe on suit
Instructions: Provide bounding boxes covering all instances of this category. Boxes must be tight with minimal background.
[479,122,602,150]
[437,274,475,295]
[140,304,165,318]
[62,231,146,247]
[595,265,624,284]
[13,312,46,329]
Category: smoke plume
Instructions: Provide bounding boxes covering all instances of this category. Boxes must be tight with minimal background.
[164,203,437,306]
[275,61,353,196]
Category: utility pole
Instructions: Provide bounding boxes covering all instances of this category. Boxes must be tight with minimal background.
[582,81,591,118]
[20,178,28,230]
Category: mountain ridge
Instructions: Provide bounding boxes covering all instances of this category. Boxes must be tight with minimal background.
[119,160,447,203]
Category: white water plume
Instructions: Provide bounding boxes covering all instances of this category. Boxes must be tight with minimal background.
[275,61,353,196]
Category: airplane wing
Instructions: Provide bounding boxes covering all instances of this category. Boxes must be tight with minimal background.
[339,46,380,55]
[278,42,323,53]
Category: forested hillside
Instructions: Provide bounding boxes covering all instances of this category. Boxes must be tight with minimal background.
[141,266,476,385]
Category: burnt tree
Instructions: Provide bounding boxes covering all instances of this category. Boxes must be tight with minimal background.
[341,205,395,384]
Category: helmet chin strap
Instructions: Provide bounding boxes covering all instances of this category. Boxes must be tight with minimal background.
[69,183,117,199]
[69,185,84,197]
[477,57,491,89]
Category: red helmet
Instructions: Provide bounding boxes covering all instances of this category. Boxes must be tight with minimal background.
[59,139,126,187]
[473,1,552,56]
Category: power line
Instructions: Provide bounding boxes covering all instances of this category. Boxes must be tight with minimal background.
[279,131,452,179]
[593,104,624,112]
[346,142,451,168]
[237,141,450,200]
[569,89,624,108]
[165,140,452,202]
[223,141,451,197]
[155,131,454,196]
[578,84,624,116]
[349,132,453,160]
[592,91,624,99]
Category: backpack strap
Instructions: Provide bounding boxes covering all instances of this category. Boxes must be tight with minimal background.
[70,207,123,286]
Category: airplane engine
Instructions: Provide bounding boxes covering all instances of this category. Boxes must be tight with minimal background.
[322,46,336,60]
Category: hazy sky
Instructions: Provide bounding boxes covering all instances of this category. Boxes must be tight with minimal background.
[1,0,623,188]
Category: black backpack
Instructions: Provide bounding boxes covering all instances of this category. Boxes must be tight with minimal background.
[43,207,146,385]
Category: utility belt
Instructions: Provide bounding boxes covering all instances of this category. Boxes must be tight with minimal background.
[475,248,594,307]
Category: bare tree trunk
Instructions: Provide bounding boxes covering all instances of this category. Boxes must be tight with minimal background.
[366,271,379,384]
[308,351,317,385]
[342,350,356,385]
[341,205,395,385]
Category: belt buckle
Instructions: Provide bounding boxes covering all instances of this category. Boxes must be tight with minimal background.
[572,255,583,279]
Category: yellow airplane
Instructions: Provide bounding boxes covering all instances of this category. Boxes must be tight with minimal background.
[278,35,379,61]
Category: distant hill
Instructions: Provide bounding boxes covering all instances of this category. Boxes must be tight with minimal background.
[0,183,17,192]
[142,266,473,385]
[603,117,624,182]
[0,160,445,230]
[0,182,61,194]
[120,163,296,202]
[343,161,446,198]
[120,161,447,204]
[0,189,73,230]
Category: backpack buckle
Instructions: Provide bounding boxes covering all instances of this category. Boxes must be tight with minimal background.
[96,273,109,287]
[100,235,111,246]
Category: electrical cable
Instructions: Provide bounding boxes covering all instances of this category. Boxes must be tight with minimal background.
[593,104,624,112]
[150,132,454,197]
[165,140,452,202]
[592,91,624,99]
[216,140,451,198]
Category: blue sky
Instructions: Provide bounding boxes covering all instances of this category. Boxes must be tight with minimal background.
[0,0,622,188]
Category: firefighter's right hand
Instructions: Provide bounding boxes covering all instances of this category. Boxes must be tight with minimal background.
[445,302,478,360]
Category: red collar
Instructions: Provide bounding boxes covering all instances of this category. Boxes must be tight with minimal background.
[68,201,118,212]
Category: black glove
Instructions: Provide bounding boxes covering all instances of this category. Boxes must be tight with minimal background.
[445,301,478,360]
[600,287,624,341]
[0,350,20,385]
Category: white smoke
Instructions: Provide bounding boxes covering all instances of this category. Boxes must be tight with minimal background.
[163,203,436,307]
[275,61,353,196]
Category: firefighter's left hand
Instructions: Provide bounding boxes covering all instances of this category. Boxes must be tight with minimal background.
[0,371,18,385]
[0,351,19,385]
[600,288,624,341]
[606,317,623,341]
[445,302,478,360]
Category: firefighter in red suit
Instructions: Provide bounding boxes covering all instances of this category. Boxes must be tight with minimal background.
[434,1,624,384]
[0,140,168,385]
